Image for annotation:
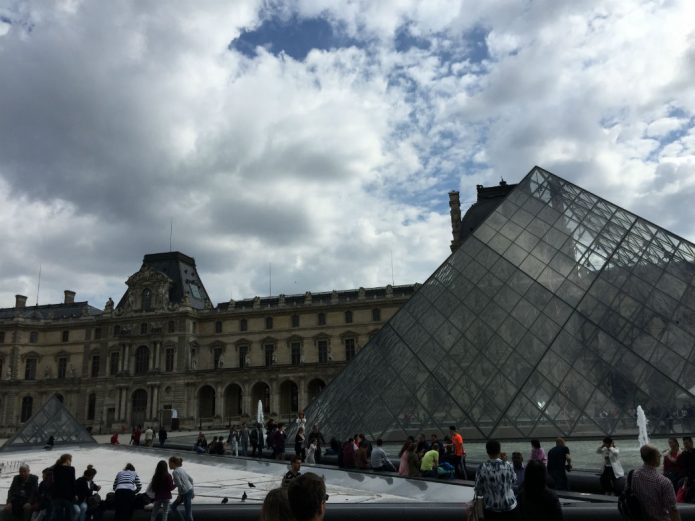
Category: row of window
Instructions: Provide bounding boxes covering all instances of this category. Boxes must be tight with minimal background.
[0,308,384,346]
[19,393,98,423]
[16,337,358,381]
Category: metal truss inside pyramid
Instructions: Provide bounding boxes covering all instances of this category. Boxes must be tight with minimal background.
[0,395,97,451]
[304,166,695,442]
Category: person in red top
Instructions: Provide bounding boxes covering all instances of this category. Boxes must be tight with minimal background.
[448,425,467,479]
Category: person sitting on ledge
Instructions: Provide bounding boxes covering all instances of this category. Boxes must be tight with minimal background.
[420,442,440,478]
[370,439,396,472]
[282,456,302,488]
[3,464,38,521]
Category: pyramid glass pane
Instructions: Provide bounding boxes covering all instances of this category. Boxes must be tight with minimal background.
[298,166,695,441]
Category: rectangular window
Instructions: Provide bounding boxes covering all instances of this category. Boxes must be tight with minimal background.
[0,358,3,378]
[239,345,248,368]
[165,349,175,372]
[94,327,102,340]
[240,319,248,332]
[29,331,38,343]
[109,352,120,376]
[25,358,37,380]
[215,321,222,333]
[58,357,68,379]
[214,348,222,369]
[0,331,4,343]
[318,340,328,364]
[344,311,353,323]
[265,317,273,329]
[291,342,301,366]
[291,315,300,328]
[91,356,100,378]
[372,308,381,321]
[62,330,69,342]
[264,344,274,367]
[318,313,326,326]
[345,338,356,361]
[85,329,91,341]
[168,321,175,333]
[140,323,148,335]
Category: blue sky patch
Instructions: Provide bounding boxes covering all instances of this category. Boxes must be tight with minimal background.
[230,16,358,60]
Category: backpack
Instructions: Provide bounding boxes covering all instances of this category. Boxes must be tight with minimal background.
[618,470,646,521]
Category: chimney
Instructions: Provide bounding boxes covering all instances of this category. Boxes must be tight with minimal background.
[64,290,76,304]
[15,295,27,308]
[448,191,462,252]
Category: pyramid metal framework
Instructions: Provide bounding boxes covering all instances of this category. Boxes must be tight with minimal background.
[303,167,695,441]
[0,395,97,451]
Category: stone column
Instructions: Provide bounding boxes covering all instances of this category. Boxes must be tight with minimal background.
[154,343,161,370]
[215,383,224,419]
[298,377,307,412]
[152,386,159,421]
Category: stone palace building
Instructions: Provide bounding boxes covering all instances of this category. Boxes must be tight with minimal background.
[0,252,417,435]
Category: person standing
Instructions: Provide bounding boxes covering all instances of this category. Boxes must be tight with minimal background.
[632,444,681,521]
[148,460,176,521]
[113,463,141,521]
[169,457,194,521]
[663,437,682,491]
[3,464,38,521]
[597,437,623,495]
[295,428,306,461]
[144,426,154,447]
[227,426,239,457]
[271,424,286,461]
[239,423,250,457]
[529,440,547,466]
[307,425,326,464]
[547,438,571,491]
[51,454,76,521]
[473,440,518,520]
[158,426,168,448]
[517,460,562,521]
[448,426,467,479]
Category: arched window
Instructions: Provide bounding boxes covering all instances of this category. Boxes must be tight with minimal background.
[134,346,150,375]
[142,289,152,311]
[20,396,33,422]
[87,393,96,420]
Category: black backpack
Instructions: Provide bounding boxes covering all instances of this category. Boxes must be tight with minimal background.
[618,470,646,521]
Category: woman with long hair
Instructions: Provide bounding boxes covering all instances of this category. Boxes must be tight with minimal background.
[148,460,175,521]
[113,463,141,521]
[517,460,562,521]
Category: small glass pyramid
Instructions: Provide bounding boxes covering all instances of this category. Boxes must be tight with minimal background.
[0,394,97,451]
[303,166,695,441]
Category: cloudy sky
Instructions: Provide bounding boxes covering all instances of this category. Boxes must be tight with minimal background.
[0,0,694,309]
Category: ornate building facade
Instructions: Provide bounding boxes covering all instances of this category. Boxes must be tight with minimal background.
[0,252,417,435]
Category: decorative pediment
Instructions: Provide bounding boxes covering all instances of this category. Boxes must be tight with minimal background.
[126,265,172,287]
[119,265,173,314]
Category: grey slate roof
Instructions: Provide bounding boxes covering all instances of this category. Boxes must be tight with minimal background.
[0,301,101,320]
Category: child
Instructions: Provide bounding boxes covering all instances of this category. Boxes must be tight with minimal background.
[148,460,175,521]
[168,457,194,521]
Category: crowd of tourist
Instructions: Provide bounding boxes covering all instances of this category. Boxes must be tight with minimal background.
[3,455,195,521]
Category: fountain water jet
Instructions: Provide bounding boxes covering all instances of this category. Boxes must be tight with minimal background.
[636,405,649,447]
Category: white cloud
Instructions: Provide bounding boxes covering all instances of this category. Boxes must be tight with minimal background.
[1,0,695,309]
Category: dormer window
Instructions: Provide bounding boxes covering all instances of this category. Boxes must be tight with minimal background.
[142,289,152,311]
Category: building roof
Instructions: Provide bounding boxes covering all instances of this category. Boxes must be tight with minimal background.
[116,251,212,311]
[0,301,101,321]
[458,180,517,243]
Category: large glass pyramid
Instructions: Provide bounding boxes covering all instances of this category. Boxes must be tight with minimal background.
[303,166,695,441]
[0,395,97,451]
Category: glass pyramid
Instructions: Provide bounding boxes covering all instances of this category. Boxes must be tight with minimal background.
[0,394,97,451]
[302,166,695,441]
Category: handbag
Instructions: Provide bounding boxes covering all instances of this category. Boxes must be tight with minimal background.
[466,496,484,520]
